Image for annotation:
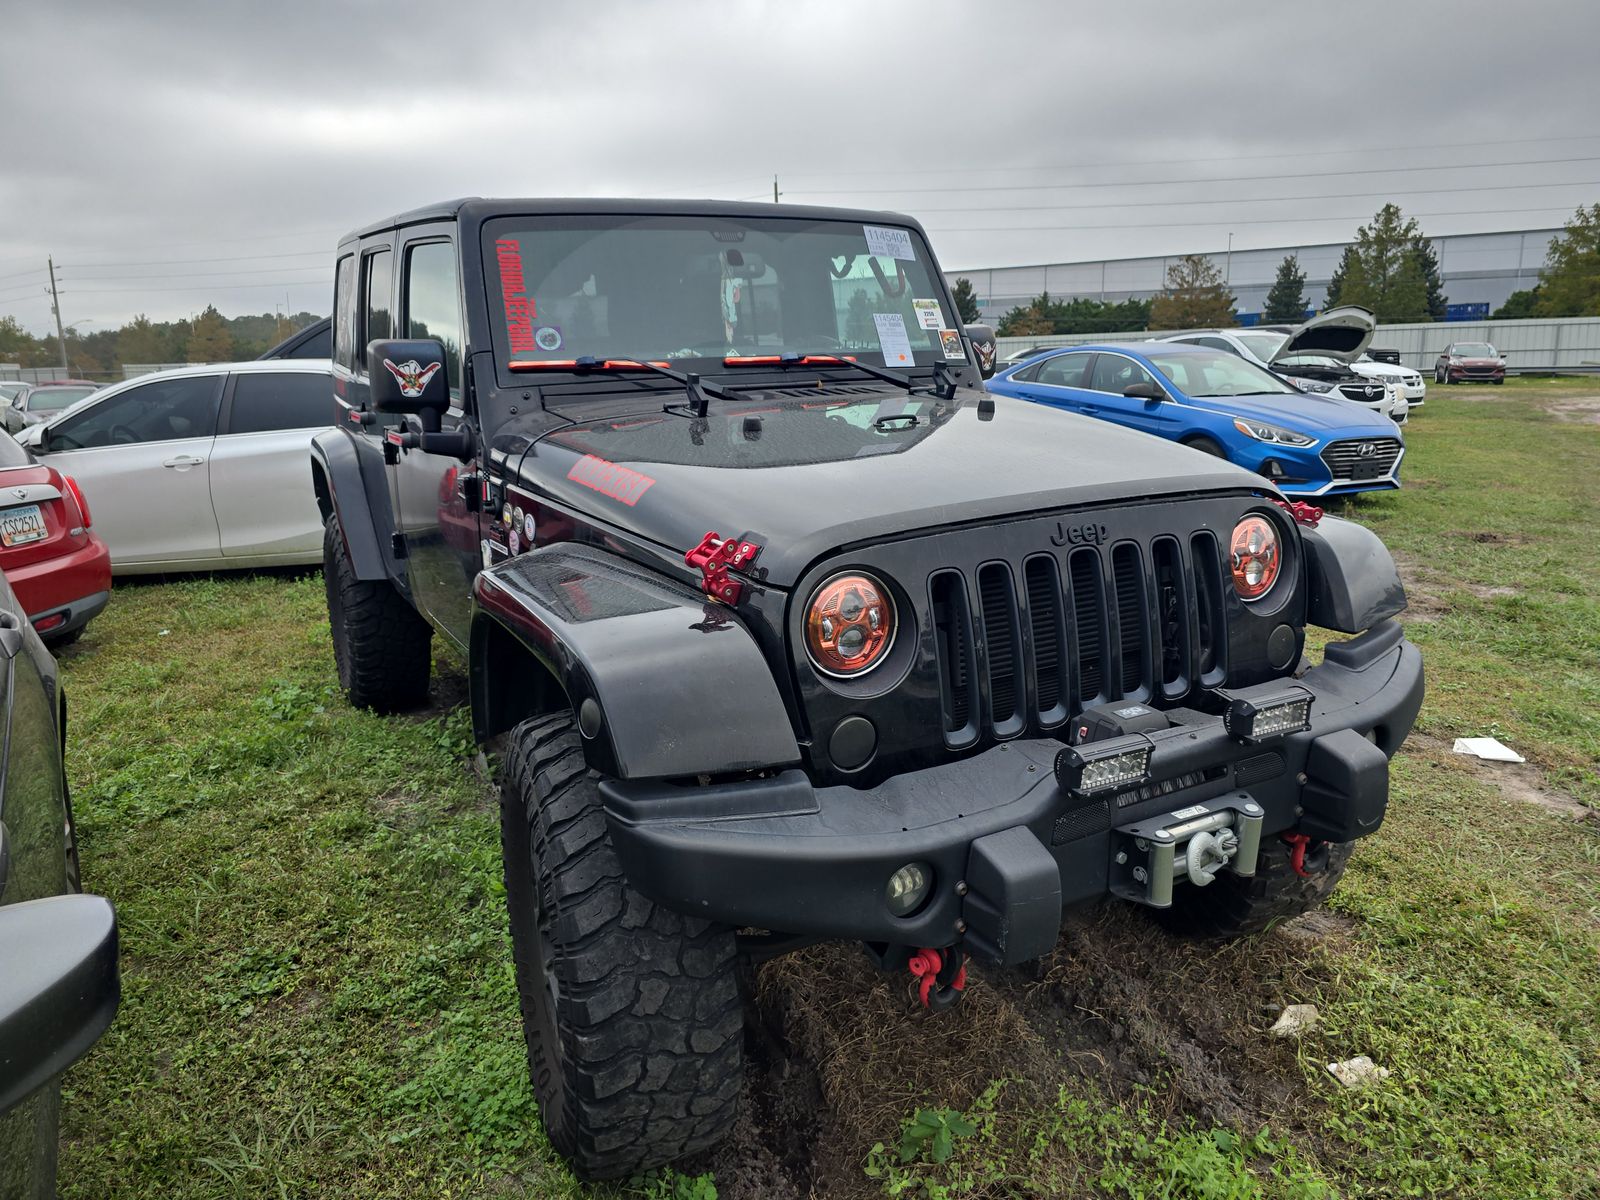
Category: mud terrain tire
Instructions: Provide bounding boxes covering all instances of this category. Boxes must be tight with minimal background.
[323,516,431,712]
[500,713,743,1180]
[1158,836,1354,938]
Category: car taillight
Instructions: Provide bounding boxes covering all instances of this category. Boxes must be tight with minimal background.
[1229,515,1281,601]
[63,475,91,528]
[804,572,895,677]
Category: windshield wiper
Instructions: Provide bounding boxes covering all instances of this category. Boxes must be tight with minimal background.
[508,355,737,417]
[723,352,958,399]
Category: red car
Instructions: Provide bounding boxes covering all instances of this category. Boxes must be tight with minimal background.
[0,430,110,645]
[1434,341,1507,385]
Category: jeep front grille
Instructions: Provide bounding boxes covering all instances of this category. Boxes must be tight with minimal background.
[931,536,1228,746]
[1321,437,1403,480]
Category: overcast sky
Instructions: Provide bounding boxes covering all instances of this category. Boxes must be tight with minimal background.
[3,0,1598,335]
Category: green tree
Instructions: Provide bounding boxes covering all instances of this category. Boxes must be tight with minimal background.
[950,277,982,324]
[0,316,41,363]
[1149,255,1235,329]
[1492,286,1543,319]
[1410,236,1448,320]
[1262,254,1307,322]
[1338,204,1430,322]
[185,305,234,362]
[1324,245,1360,308]
[117,314,168,365]
[1534,203,1600,316]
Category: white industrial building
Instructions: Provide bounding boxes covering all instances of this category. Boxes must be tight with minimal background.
[949,227,1560,326]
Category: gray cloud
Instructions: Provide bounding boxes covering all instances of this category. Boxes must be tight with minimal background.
[3,0,1597,332]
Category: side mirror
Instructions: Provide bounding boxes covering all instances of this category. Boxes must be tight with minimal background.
[1124,381,1167,401]
[18,423,47,452]
[367,340,450,429]
[964,324,998,379]
[0,894,119,1115]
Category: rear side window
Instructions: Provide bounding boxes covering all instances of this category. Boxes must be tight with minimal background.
[1036,354,1093,388]
[227,372,331,434]
[284,324,332,359]
[403,241,463,397]
[359,249,393,370]
[333,254,356,369]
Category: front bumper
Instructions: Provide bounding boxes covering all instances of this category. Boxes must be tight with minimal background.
[604,620,1423,965]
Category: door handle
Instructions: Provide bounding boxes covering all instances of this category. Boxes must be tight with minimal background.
[162,455,206,469]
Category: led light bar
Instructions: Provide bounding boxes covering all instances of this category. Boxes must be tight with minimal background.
[1221,686,1313,743]
[1055,734,1154,797]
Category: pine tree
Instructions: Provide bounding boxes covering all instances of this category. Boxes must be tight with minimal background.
[1325,245,1360,308]
[185,305,234,363]
[1262,254,1307,322]
[1534,203,1600,316]
[1339,204,1429,322]
[1148,255,1235,329]
[950,277,982,324]
[1410,236,1448,320]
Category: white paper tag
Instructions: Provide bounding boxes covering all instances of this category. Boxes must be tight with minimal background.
[864,225,916,261]
[873,312,914,366]
[1451,737,1526,763]
[912,298,943,330]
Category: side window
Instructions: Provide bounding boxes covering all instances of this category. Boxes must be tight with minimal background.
[1198,336,1234,353]
[1036,353,1093,388]
[50,376,221,450]
[403,241,464,398]
[333,254,355,370]
[226,372,332,435]
[1089,355,1159,395]
[358,249,393,372]
[1010,360,1042,383]
[286,324,332,360]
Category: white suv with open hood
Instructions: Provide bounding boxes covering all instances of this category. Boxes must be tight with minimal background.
[1159,307,1407,424]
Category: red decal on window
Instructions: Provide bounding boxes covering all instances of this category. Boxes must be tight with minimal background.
[496,238,537,355]
[566,454,655,506]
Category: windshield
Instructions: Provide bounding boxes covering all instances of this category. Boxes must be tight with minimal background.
[483,215,961,370]
[1234,331,1288,361]
[27,385,96,412]
[1453,343,1496,357]
[1144,348,1299,398]
[0,382,23,402]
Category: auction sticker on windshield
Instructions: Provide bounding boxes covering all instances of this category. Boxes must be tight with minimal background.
[873,312,914,366]
[863,226,915,261]
[0,503,46,547]
[912,298,942,330]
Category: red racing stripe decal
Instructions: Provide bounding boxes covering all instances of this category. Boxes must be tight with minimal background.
[566,454,655,506]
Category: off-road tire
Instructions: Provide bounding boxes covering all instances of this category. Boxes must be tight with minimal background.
[1182,435,1227,460]
[1157,836,1354,938]
[500,713,743,1180]
[322,515,431,712]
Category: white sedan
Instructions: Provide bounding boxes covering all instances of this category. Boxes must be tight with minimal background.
[1350,354,1426,406]
[17,360,331,573]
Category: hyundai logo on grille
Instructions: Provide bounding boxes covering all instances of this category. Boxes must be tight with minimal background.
[1357,443,1377,458]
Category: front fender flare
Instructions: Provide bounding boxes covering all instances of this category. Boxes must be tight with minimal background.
[472,544,801,779]
[310,429,390,582]
[1300,515,1407,633]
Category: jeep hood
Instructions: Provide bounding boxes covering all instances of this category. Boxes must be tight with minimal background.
[509,388,1262,586]
[1269,305,1376,366]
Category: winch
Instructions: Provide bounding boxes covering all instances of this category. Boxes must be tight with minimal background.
[1108,792,1265,908]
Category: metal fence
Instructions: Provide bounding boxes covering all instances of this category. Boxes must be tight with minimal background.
[993,316,1600,374]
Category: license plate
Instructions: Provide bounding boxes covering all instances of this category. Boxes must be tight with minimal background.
[1349,460,1387,481]
[0,503,46,547]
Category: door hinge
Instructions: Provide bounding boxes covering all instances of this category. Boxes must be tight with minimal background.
[391,531,408,558]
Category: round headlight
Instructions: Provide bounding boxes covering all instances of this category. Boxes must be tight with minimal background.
[805,572,895,677]
[1230,515,1281,601]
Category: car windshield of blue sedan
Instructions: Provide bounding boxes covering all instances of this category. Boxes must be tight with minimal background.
[1143,348,1300,398]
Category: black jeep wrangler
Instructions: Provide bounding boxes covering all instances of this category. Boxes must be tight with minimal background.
[312,198,1423,1179]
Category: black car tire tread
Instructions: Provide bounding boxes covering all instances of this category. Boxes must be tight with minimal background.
[323,516,431,712]
[1156,836,1353,938]
[500,713,743,1180]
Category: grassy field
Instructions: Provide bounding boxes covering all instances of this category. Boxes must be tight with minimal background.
[54,378,1600,1199]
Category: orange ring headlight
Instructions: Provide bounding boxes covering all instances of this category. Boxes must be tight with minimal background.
[805,572,896,677]
[1230,515,1281,601]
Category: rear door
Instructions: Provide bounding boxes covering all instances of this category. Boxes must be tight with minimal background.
[38,374,224,567]
[209,369,333,560]
[1012,351,1096,412]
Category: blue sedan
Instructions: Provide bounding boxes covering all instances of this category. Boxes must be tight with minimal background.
[986,342,1404,498]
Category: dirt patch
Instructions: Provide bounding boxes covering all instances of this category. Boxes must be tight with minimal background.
[1391,551,1450,623]
[1411,732,1596,823]
[1548,396,1600,425]
[1454,530,1535,547]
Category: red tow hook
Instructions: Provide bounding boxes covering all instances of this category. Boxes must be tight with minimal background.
[1281,832,1330,877]
[908,947,967,1011]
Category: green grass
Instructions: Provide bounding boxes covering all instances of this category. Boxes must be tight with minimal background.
[52,378,1600,1198]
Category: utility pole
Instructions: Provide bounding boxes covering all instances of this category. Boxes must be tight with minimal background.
[47,256,69,374]
[1225,233,1233,285]
[773,175,780,203]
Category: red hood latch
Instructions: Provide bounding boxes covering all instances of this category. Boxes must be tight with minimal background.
[1274,498,1324,528]
[685,531,762,605]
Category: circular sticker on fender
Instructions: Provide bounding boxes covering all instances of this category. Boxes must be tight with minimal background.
[534,326,562,352]
[523,510,536,540]
[509,529,521,555]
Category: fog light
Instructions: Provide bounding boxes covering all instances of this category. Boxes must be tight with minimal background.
[886,862,932,917]
[1222,686,1313,743]
[1054,734,1153,796]
[32,613,66,633]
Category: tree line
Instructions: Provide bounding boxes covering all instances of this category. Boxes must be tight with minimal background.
[0,306,325,379]
[972,201,1600,335]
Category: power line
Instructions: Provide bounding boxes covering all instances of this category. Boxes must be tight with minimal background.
[65,263,346,282]
[786,155,1600,197]
[63,249,328,269]
[926,202,1580,235]
[0,266,47,284]
[62,276,332,295]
